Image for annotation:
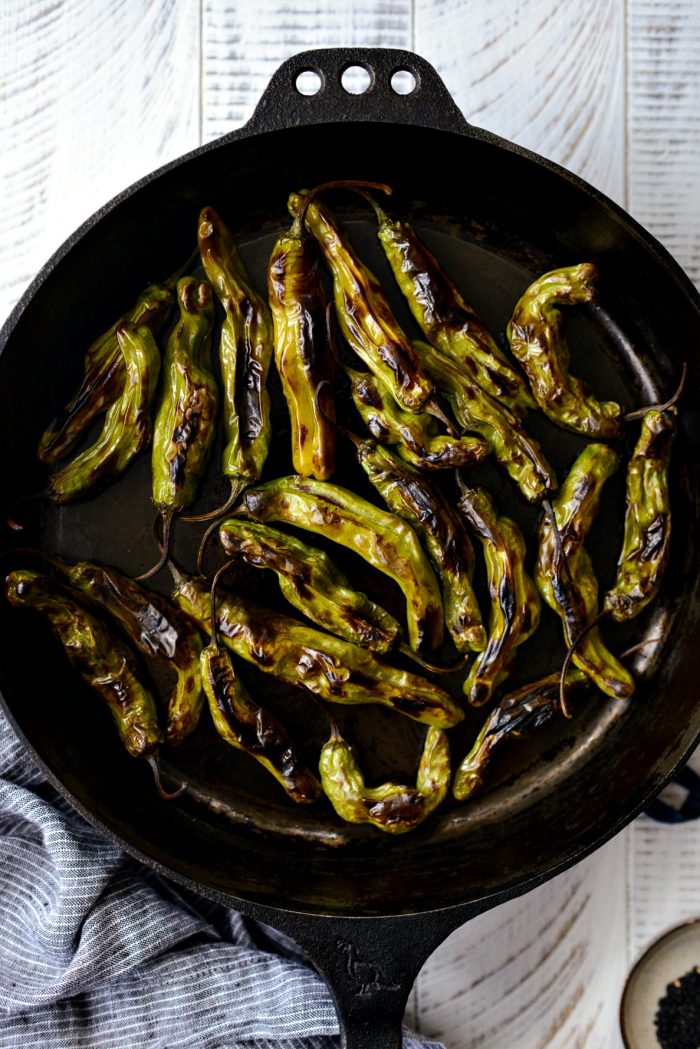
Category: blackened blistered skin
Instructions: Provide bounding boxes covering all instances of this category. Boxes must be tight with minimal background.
[238,475,444,654]
[453,668,588,801]
[368,200,534,418]
[535,444,635,699]
[46,322,161,504]
[200,641,321,804]
[288,191,435,413]
[198,206,273,493]
[350,438,486,654]
[172,570,463,728]
[507,264,623,437]
[457,484,540,705]
[347,365,490,471]
[38,282,173,466]
[319,725,450,834]
[605,408,676,621]
[218,519,402,653]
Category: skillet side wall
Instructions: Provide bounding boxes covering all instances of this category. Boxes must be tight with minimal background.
[0,121,699,916]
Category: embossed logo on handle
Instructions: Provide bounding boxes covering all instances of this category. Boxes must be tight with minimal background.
[336,940,401,997]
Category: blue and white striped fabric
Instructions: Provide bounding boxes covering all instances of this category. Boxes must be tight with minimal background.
[0,711,443,1048]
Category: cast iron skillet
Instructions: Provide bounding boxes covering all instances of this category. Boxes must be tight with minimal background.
[1,48,700,1049]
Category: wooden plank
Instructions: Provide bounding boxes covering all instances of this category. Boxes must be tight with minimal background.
[415,0,627,204]
[0,0,201,322]
[627,0,700,285]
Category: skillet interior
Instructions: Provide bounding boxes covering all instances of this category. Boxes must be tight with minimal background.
[0,120,699,917]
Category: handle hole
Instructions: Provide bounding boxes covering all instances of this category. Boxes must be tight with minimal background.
[340,64,373,95]
[390,68,418,95]
[295,69,323,96]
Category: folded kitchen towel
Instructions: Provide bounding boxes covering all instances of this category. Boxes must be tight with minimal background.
[0,711,443,1049]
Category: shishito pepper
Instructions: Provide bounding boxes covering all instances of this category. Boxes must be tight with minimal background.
[42,322,160,506]
[457,483,541,705]
[200,566,321,803]
[194,206,273,516]
[414,338,556,502]
[319,724,450,834]
[605,408,676,621]
[506,264,623,437]
[366,197,534,417]
[237,475,444,653]
[38,281,173,466]
[172,568,463,728]
[5,569,184,798]
[535,444,635,700]
[347,364,490,471]
[453,668,588,801]
[345,435,486,654]
[288,190,443,418]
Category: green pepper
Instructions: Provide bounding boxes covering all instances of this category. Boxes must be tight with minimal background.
[453,668,588,801]
[347,436,486,654]
[535,444,635,699]
[605,408,676,621]
[367,198,534,417]
[5,569,184,798]
[45,322,160,505]
[347,364,490,471]
[238,475,444,653]
[457,483,541,705]
[413,339,556,502]
[319,724,450,834]
[38,282,173,466]
[172,568,463,728]
[507,264,623,437]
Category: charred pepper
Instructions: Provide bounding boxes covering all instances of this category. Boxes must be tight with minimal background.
[453,667,588,801]
[5,569,184,798]
[535,444,635,699]
[319,724,450,834]
[457,483,541,705]
[347,364,490,471]
[367,197,534,417]
[237,475,444,653]
[605,408,676,621]
[172,568,463,728]
[507,264,623,437]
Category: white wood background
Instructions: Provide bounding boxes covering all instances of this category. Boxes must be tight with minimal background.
[1,2,699,1046]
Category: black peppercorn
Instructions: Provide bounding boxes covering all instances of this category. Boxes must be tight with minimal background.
[655,966,700,1048]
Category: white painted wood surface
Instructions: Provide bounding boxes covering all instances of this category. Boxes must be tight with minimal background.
[1,2,699,1046]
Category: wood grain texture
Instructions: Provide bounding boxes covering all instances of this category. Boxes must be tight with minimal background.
[0,0,200,321]
[627,0,700,284]
[415,0,627,204]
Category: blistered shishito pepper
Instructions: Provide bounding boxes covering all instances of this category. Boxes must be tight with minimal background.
[457,483,541,705]
[319,724,450,834]
[62,561,204,747]
[605,408,676,621]
[172,568,463,728]
[288,190,441,417]
[196,207,273,516]
[218,519,402,653]
[347,365,490,471]
[346,436,486,654]
[5,570,184,798]
[453,668,588,801]
[367,197,534,417]
[201,568,321,803]
[507,264,623,437]
[44,322,160,505]
[238,475,444,653]
[414,339,556,502]
[38,282,173,466]
[535,444,635,699]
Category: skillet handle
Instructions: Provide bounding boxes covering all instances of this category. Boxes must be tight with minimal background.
[238,47,471,137]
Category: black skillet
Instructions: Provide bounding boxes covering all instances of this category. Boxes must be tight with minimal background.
[1,48,700,1049]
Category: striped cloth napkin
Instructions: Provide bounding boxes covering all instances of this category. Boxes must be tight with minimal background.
[0,711,442,1048]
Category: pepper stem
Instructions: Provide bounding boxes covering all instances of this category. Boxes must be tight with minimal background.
[559,610,608,718]
[134,510,175,582]
[425,397,459,438]
[208,558,238,650]
[6,491,46,532]
[624,362,687,422]
[291,179,393,238]
[196,516,226,576]
[146,752,188,800]
[398,643,468,675]
[180,479,245,524]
